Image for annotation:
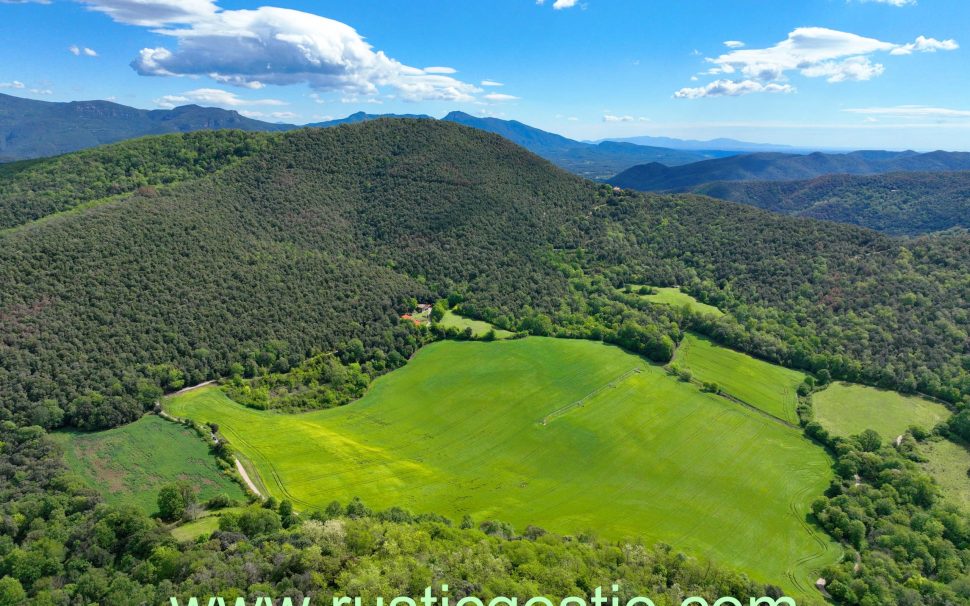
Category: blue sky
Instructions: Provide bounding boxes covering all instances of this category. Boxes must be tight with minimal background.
[1,0,968,149]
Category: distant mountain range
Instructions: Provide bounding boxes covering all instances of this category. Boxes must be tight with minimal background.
[0,93,289,162]
[692,171,970,236]
[608,150,970,191]
[0,94,730,177]
[593,135,804,153]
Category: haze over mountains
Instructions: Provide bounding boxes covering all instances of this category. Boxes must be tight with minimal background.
[0,93,727,177]
[608,150,970,192]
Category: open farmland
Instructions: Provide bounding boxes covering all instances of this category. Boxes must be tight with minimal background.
[166,337,837,595]
[628,286,725,317]
[53,415,245,514]
[813,382,951,439]
[438,310,514,338]
[673,333,805,423]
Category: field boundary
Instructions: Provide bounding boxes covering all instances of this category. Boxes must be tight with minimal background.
[539,366,641,425]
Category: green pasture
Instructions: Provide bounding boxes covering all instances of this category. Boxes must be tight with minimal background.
[53,415,246,515]
[166,337,837,594]
[438,310,513,338]
[812,382,951,439]
[627,285,725,317]
[673,333,805,424]
[920,439,970,512]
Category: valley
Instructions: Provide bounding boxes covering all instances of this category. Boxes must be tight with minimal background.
[164,337,839,595]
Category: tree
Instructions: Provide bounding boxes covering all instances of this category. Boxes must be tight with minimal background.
[856,429,883,453]
[0,576,26,606]
[157,485,186,522]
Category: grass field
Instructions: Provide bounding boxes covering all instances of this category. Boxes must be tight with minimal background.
[166,338,837,594]
[673,333,805,424]
[628,286,725,317]
[438,310,513,338]
[53,415,246,515]
[920,439,970,512]
[170,507,245,542]
[813,382,951,439]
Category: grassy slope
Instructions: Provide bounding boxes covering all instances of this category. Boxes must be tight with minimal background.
[634,286,724,317]
[813,382,951,439]
[674,333,804,423]
[52,415,245,514]
[166,338,837,595]
[438,310,513,338]
[920,439,970,512]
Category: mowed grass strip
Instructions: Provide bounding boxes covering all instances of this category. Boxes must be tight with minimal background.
[813,382,951,439]
[166,338,837,594]
[438,310,513,338]
[920,439,970,512]
[628,286,725,318]
[674,333,804,424]
[52,415,245,514]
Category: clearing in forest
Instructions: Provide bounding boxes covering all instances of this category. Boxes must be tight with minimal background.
[673,333,804,424]
[627,285,725,317]
[53,415,245,515]
[166,337,837,596]
[813,382,951,439]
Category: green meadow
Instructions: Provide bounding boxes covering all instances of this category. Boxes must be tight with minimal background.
[629,286,725,317]
[438,310,513,338]
[673,333,805,424]
[166,337,837,594]
[813,382,951,439]
[53,415,245,514]
[920,439,970,512]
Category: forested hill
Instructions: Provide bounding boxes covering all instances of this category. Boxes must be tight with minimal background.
[691,171,970,236]
[608,149,970,191]
[0,119,968,431]
[0,92,289,161]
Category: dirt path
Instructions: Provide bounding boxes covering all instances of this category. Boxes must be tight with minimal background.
[235,458,263,498]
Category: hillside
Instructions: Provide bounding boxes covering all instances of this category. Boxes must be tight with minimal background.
[609,149,970,191]
[1,119,968,432]
[692,171,970,235]
[0,92,289,161]
[442,111,729,177]
[0,94,722,178]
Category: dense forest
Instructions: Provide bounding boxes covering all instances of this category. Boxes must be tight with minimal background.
[692,171,970,236]
[0,120,967,432]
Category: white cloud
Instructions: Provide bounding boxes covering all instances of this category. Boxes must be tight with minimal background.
[679,27,957,98]
[481,80,504,87]
[723,40,745,48]
[603,114,650,122]
[856,0,915,6]
[29,88,53,95]
[81,0,483,102]
[674,79,795,99]
[0,81,26,89]
[483,93,520,102]
[154,87,287,109]
[423,66,456,74]
[843,105,970,119]
[69,45,98,57]
[552,0,579,8]
[890,35,958,55]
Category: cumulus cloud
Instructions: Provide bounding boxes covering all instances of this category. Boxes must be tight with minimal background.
[843,105,970,119]
[481,80,503,87]
[552,0,579,8]
[723,40,745,48]
[69,45,98,57]
[674,79,795,99]
[678,27,957,98]
[154,87,287,109]
[0,81,26,89]
[80,0,484,102]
